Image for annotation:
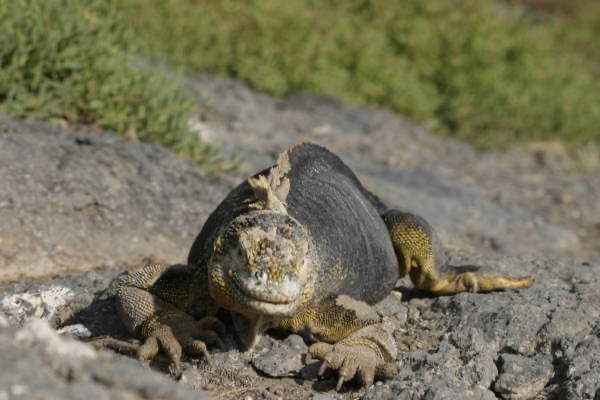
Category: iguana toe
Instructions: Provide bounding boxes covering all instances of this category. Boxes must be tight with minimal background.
[138,325,183,377]
[188,316,225,350]
[171,316,223,368]
[336,358,361,390]
[181,338,212,367]
[137,335,160,361]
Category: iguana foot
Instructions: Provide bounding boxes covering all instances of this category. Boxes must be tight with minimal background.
[308,324,398,390]
[138,316,223,377]
[428,269,534,294]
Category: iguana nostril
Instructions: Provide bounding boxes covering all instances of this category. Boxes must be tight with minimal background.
[254,270,266,282]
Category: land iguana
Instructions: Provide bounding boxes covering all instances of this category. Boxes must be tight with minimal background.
[113,142,533,390]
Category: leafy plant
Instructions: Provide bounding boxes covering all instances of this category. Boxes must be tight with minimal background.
[0,0,215,163]
[117,0,600,149]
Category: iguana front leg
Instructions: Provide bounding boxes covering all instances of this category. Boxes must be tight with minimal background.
[278,295,398,390]
[382,210,534,295]
[114,264,221,375]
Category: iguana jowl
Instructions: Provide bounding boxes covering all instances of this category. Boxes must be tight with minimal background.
[114,142,533,390]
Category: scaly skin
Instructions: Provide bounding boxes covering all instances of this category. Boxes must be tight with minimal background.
[113,142,533,390]
[382,210,534,294]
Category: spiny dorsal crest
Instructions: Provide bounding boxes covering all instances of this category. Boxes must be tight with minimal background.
[248,150,291,213]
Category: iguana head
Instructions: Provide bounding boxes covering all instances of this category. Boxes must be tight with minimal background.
[208,210,314,322]
[208,150,316,348]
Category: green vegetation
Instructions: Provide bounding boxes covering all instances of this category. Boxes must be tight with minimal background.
[0,0,214,163]
[2,0,598,156]
[117,0,600,149]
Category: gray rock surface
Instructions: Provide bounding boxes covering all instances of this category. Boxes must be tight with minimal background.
[251,334,309,378]
[494,354,554,399]
[0,317,208,400]
[0,115,231,282]
[1,74,600,399]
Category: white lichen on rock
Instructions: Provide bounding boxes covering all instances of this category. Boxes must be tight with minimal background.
[1,285,74,323]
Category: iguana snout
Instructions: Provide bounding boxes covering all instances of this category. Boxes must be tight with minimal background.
[208,210,314,317]
[228,266,302,305]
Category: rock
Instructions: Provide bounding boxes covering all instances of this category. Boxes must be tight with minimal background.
[1,285,74,325]
[0,113,229,282]
[57,323,92,339]
[366,255,600,399]
[0,270,128,338]
[374,291,408,323]
[449,328,498,389]
[431,256,599,356]
[558,334,600,400]
[364,372,497,400]
[493,354,554,399]
[308,394,337,400]
[0,318,207,400]
[181,349,259,394]
[370,335,496,398]
[251,334,308,377]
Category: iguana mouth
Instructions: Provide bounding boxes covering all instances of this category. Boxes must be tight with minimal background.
[229,270,300,305]
[209,263,303,317]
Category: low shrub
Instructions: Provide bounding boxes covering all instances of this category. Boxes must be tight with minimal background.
[0,0,214,163]
[117,0,600,148]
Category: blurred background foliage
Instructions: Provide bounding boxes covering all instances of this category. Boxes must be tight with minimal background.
[0,0,215,163]
[116,0,600,149]
[1,0,599,158]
